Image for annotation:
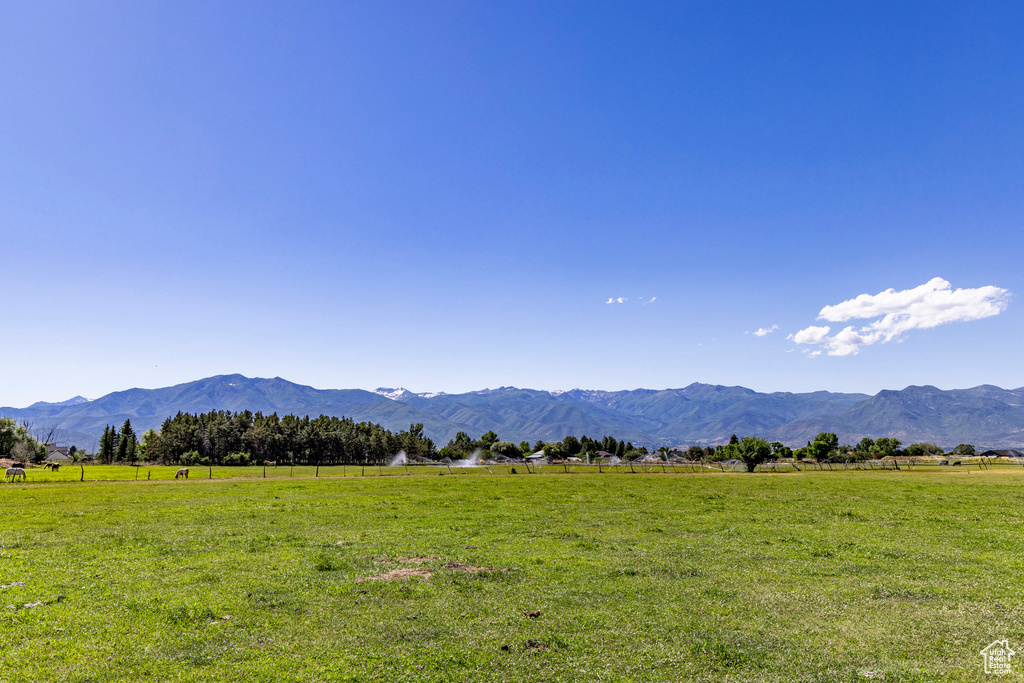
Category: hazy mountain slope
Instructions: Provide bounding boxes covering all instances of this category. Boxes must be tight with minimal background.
[766,385,1024,448]
[555,385,869,444]
[3,375,1022,450]
[834,385,1024,447]
[400,388,663,444]
[0,375,390,446]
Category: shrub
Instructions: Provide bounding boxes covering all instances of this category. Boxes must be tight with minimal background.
[224,452,251,466]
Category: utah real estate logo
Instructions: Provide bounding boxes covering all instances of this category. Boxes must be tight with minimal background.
[981,639,1015,675]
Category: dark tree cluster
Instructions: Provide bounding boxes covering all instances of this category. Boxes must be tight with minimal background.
[436,430,648,461]
[142,411,435,466]
[0,417,46,463]
[97,419,140,464]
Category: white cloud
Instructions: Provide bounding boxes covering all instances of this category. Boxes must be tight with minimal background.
[789,278,1010,356]
[753,324,778,337]
[605,297,626,304]
[788,325,831,344]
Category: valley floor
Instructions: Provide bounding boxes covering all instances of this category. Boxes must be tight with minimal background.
[0,469,1021,681]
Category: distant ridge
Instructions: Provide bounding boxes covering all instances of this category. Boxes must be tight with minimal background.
[3,374,1023,450]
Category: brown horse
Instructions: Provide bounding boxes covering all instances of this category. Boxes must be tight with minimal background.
[175,468,189,479]
[43,463,61,471]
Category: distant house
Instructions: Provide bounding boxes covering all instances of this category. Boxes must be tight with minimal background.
[525,451,546,461]
[979,450,1024,458]
[45,448,70,462]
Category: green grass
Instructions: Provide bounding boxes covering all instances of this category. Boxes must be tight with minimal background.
[18,458,1023,483]
[1,468,1022,681]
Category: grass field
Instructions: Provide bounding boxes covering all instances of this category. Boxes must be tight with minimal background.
[1,468,1022,681]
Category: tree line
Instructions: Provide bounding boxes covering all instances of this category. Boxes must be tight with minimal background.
[90,414,657,466]
[437,430,648,461]
[698,432,979,472]
[98,411,436,466]
[80,413,982,471]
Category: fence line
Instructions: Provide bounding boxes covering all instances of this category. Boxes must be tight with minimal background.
[3,456,1020,485]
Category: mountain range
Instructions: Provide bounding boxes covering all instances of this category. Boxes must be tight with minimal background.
[2,374,1023,450]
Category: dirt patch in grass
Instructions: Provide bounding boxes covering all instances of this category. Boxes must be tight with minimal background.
[444,562,498,573]
[359,559,505,581]
[356,567,432,582]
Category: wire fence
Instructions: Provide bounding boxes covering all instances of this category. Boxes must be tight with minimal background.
[2,455,1021,485]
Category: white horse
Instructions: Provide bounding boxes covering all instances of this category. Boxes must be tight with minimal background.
[175,468,189,479]
[5,468,26,482]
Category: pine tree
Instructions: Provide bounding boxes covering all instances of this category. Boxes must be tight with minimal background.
[117,419,137,463]
[99,425,118,464]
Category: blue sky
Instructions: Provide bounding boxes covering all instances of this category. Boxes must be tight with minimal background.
[2,1,1023,406]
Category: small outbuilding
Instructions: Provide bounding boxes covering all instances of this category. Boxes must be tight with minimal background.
[979,450,1024,458]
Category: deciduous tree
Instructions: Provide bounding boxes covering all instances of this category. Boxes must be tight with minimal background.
[737,436,772,472]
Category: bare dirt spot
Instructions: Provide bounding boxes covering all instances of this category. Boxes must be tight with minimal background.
[356,567,432,582]
[444,562,497,573]
[524,638,548,651]
[358,558,508,582]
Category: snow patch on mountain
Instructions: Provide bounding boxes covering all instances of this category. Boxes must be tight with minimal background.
[27,395,90,409]
[373,387,416,401]
[373,388,448,401]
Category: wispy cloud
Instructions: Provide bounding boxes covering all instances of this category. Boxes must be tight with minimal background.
[752,324,778,337]
[605,296,656,305]
[788,277,1010,356]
